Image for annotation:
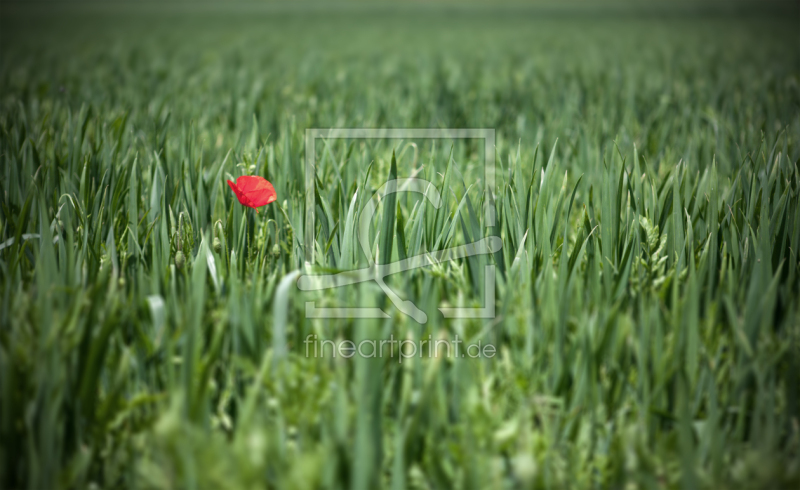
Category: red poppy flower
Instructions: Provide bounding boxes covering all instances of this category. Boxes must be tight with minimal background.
[227,175,277,212]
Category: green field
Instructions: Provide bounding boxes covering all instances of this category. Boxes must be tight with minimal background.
[1,2,799,489]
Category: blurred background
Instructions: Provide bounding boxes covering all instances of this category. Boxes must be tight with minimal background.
[2,0,797,175]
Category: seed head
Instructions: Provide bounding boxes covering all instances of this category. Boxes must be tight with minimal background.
[175,251,185,269]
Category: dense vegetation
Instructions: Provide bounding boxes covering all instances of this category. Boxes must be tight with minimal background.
[1,5,799,489]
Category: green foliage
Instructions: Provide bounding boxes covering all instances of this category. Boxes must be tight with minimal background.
[1,6,799,489]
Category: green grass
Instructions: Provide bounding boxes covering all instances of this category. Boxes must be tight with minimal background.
[1,4,799,489]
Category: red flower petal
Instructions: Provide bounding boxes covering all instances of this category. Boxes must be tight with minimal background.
[228,176,277,210]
